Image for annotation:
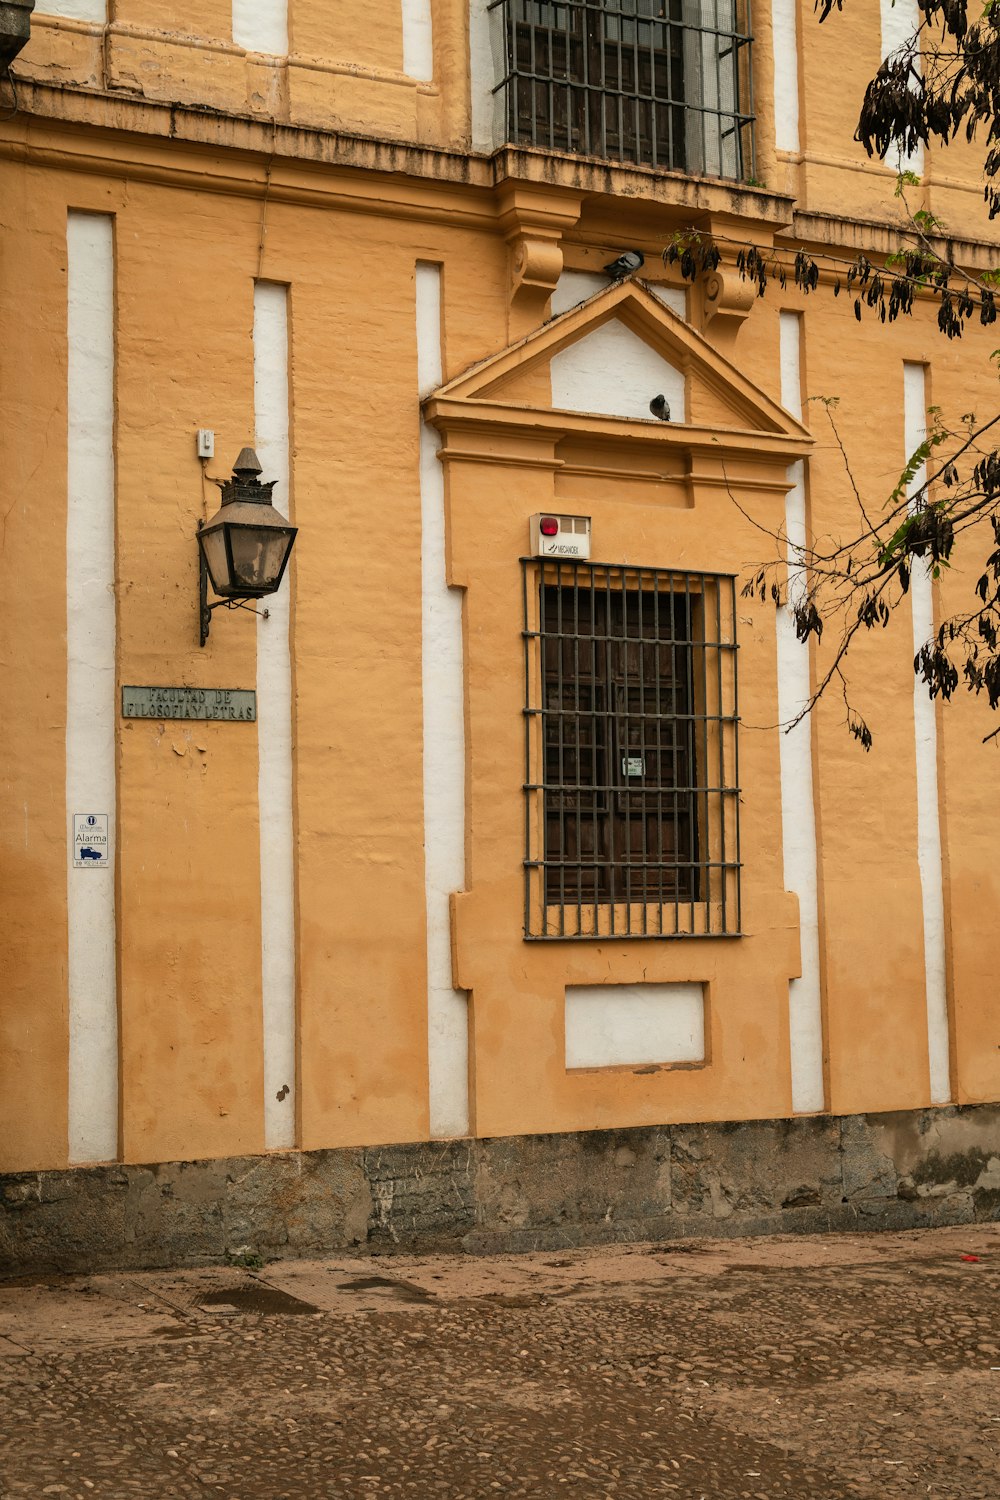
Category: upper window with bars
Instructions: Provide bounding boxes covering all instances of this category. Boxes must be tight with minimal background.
[522,560,740,940]
[493,0,754,179]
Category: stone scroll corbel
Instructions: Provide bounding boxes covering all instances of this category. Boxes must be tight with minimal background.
[512,235,566,312]
[702,266,758,346]
[496,185,582,340]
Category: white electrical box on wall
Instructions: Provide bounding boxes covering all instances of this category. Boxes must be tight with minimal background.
[529,513,592,560]
[196,429,215,460]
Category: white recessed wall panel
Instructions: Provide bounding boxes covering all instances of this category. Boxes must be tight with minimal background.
[254,283,296,1150]
[649,284,688,319]
[566,984,705,1070]
[417,263,470,1138]
[551,271,608,317]
[66,211,117,1165]
[771,0,800,153]
[550,319,686,423]
[233,0,288,53]
[402,0,434,80]
[777,312,824,1114]
[551,273,688,321]
[880,0,924,174]
[904,361,950,1103]
[36,0,106,20]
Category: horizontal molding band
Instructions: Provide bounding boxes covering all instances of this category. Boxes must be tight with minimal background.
[8,80,792,223]
[427,398,813,458]
[9,82,1000,259]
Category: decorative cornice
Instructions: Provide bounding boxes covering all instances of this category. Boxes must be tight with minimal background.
[5,79,797,234]
[787,209,1000,267]
[10,79,1000,261]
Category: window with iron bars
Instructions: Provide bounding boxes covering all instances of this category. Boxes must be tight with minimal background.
[493,0,754,179]
[522,561,741,939]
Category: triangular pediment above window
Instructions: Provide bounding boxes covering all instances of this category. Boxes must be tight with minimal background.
[426,279,810,447]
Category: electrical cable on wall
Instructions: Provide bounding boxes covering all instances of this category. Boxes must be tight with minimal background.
[255,122,278,283]
[0,60,19,121]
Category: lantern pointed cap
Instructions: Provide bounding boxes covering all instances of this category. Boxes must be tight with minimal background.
[232,446,263,478]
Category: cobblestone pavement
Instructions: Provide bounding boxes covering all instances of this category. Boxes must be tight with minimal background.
[1,1223,999,1499]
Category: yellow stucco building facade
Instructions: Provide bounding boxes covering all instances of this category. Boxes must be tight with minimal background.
[2,0,1000,1269]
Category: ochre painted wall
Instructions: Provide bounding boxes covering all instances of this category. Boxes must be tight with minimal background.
[3,1,1000,1172]
[1,168,75,1171]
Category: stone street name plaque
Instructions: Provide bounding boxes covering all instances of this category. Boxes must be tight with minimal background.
[122,686,257,721]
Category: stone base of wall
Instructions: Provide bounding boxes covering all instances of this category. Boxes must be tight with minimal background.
[3,1105,1000,1276]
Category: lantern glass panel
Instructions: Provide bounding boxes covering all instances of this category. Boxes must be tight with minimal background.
[199,525,230,595]
[228,525,291,593]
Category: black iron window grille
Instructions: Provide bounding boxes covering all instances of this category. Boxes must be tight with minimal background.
[522,560,740,939]
[493,0,754,178]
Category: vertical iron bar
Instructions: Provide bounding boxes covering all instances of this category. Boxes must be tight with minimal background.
[731,575,741,932]
[539,566,547,933]
[620,569,629,935]
[523,563,530,936]
[631,1,638,164]
[581,0,591,158]
[715,576,726,934]
[556,569,565,936]
[617,5,624,162]
[649,8,657,167]
[684,570,695,932]
[605,565,614,935]
[666,9,675,169]
[529,1,540,147]
[575,564,581,936]
[507,0,515,144]
[704,575,713,927]
[741,0,753,180]
[714,0,724,176]
[652,569,663,935]
[591,563,599,936]
[637,569,647,935]
[669,576,679,936]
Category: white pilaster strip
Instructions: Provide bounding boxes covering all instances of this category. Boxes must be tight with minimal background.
[232,0,288,54]
[469,0,499,151]
[36,1,106,19]
[776,312,824,1114]
[770,0,800,153]
[401,0,434,81]
[880,0,925,175]
[904,362,950,1104]
[417,263,470,1138]
[254,282,296,1150]
[66,212,117,1164]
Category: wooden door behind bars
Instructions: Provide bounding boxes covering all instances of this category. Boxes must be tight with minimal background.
[541,583,698,908]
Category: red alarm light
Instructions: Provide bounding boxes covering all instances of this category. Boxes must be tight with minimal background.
[539,517,559,536]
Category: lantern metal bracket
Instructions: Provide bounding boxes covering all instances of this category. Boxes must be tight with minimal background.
[198,522,270,646]
[199,526,212,646]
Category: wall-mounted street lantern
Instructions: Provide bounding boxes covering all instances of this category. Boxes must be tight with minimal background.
[197,447,297,646]
[0,0,35,68]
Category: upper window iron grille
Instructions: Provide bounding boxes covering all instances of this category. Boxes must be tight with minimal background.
[522,560,741,940]
[493,0,754,179]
